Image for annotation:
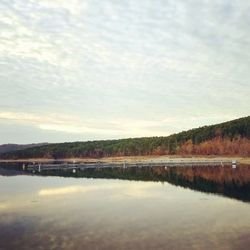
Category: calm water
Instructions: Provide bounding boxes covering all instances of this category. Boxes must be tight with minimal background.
[0,164,250,250]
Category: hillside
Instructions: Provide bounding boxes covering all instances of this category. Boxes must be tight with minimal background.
[1,116,250,159]
[0,143,49,154]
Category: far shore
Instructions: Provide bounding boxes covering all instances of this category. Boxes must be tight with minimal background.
[1,155,250,164]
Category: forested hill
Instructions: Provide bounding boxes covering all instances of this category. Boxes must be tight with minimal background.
[1,116,250,159]
[0,143,48,154]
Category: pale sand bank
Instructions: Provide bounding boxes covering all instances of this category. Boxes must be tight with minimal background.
[0,155,250,164]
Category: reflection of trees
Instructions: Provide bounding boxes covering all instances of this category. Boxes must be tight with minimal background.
[1,162,249,202]
[39,165,250,203]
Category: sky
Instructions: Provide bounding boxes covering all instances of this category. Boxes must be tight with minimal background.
[0,0,250,144]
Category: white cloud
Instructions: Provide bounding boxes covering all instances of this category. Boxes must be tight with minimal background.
[0,0,249,143]
[34,0,87,17]
[0,111,166,137]
[0,111,121,135]
[0,111,244,141]
[0,4,79,70]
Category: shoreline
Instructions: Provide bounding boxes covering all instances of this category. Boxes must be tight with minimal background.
[1,155,250,164]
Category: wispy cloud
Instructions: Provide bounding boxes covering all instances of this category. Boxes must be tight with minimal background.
[0,111,243,141]
[0,0,249,143]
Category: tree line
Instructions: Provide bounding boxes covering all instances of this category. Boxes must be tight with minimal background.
[1,116,250,159]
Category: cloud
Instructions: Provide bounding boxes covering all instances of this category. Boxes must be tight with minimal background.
[0,111,244,142]
[0,0,250,143]
[34,0,87,17]
[0,1,92,72]
[0,111,168,137]
[0,111,122,135]
[0,203,8,210]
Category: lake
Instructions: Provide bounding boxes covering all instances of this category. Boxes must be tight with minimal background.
[0,163,250,250]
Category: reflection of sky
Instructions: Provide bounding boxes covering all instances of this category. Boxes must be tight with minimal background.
[38,182,157,198]
[0,176,250,249]
[0,177,163,211]
[1,175,249,212]
[1,0,250,143]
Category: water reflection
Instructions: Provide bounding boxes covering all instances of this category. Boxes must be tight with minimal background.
[1,163,250,202]
[33,165,250,203]
[37,182,156,198]
[0,164,250,250]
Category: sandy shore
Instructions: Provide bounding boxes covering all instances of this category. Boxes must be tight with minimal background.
[1,155,250,164]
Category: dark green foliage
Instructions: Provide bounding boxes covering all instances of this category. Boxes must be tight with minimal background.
[0,143,48,154]
[1,116,250,159]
